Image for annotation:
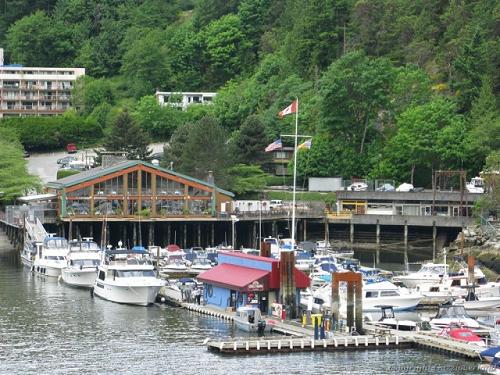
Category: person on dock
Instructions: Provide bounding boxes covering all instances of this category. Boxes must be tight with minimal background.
[194,287,202,305]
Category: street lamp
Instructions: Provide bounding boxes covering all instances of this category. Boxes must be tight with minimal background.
[231,215,239,250]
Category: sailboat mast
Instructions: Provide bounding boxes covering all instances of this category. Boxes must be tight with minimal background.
[291,98,299,247]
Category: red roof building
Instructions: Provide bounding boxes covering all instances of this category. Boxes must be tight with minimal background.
[198,252,309,313]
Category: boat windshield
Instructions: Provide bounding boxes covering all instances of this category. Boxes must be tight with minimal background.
[46,256,65,260]
[436,305,468,319]
[169,255,184,261]
[80,242,100,251]
[46,239,68,248]
[72,259,99,267]
[194,258,211,265]
[126,258,152,265]
[418,266,446,274]
[115,270,156,278]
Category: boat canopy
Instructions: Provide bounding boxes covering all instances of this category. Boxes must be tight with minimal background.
[106,248,149,255]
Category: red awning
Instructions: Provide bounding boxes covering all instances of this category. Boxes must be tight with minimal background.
[197,264,269,291]
[294,268,310,289]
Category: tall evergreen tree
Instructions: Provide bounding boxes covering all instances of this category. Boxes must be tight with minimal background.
[103,109,151,160]
[231,115,270,165]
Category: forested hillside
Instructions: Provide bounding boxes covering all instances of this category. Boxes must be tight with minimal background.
[1,0,498,189]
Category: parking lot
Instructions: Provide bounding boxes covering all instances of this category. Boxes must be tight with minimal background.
[27,143,165,183]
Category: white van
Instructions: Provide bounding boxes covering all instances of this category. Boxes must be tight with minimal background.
[269,200,283,209]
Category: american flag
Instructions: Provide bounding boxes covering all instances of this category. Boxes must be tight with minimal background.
[265,139,282,152]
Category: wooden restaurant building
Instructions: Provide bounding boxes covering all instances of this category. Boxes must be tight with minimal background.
[45,160,234,247]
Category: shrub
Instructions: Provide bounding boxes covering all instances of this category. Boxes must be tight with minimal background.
[57,169,80,179]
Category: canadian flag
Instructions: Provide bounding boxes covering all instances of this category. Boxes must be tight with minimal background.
[278,100,298,118]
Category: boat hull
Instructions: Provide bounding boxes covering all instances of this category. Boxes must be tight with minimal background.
[61,268,97,288]
[93,282,162,306]
[363,295,423,311]
[393,277,441,289]
[159,285,183,306]
[20,255,33,268]
[33,263,64,278]
[463,298,500,311]
[234,318,271,333]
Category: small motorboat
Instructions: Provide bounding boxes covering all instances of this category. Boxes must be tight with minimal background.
[430,302,480,330]
[479,351,500,375]
[234,306,273,334]
[159,277,198,306]
[481,346,500,362]
[188,257,213,275]
[439,323,485,347]
[453,286,500,311]
[372,305,417,331]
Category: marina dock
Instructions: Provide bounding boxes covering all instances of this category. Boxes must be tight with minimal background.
[181,303,486,359]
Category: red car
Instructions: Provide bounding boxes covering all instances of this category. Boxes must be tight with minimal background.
[66,143,77,154]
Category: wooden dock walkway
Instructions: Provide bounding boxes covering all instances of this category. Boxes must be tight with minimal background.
[181,303,315,336]
[364,324,483,359]
[207,335,411,354]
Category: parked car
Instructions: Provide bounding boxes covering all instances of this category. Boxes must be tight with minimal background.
[396,183,414,192]
[347,182,368,191]
[66,143,77,154]
[57,156,77,165]
[375,183,395,192]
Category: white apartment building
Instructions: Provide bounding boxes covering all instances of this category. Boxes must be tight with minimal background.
[155,91,217,111]
[0,49,85,118]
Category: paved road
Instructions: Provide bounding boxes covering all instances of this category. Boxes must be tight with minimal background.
[27,143,165,184]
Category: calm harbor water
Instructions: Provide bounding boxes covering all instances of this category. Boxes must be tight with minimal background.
[0,250,484,375]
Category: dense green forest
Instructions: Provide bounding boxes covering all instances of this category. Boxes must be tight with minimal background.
[1,0,499,191]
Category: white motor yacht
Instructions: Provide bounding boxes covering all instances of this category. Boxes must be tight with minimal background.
[32,236,69,277]
[362,280,423,311]
[93,248,164,306]
[393,263,448,288]
[302,279,422,313]
[61,238,101,288]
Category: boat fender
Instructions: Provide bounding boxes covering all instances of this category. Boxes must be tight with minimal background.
[90,287,94,297]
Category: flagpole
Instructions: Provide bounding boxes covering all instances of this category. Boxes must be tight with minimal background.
[291,98,298,250]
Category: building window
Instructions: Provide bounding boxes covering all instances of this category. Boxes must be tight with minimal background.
[274,151,288,159]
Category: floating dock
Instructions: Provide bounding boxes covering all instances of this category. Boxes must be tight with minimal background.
[180,303,486,359]
[207,335,410,354]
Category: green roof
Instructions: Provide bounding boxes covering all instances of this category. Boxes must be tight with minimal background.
[46,160,234,197]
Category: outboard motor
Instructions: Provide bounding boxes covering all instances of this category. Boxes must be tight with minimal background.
[257,320,267,335]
